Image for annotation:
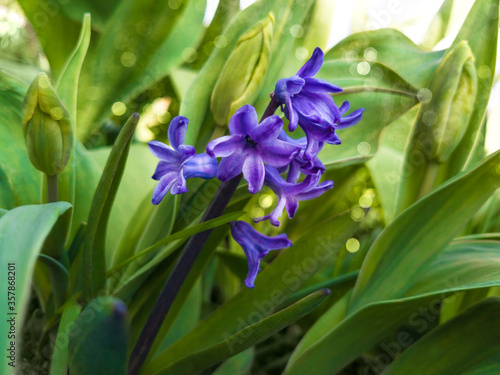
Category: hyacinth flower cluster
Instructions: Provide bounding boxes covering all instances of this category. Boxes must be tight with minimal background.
[149,47,364,288]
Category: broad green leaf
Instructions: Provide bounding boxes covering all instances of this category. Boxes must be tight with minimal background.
[212,348,254,375]
[421,0,454,49]
[78,0,192,138]
[68,297,128,375]
[50,300,82,375]
[147,210,358,371]
[119,0,207,105]
[59,0,121,31]
[144,290,331,375]
[17,0,81,76]
[288,290,352,365]
[350,149,500,310]
[325,28,445,89]
[313,60,418,167]
[444,0,499,176]
[90,144,157,265]
[82,114,139,298]
[405,240,500,297]
[0,202,71,375]
[285,248,500,375]
[367,106,418,224]
[382,297,500,374]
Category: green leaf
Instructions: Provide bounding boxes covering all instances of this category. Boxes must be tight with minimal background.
[0,202,71,375]
[16,0,81,77]
[59,0,121,31]
[444,0,499,176]
[68,297,128,375]
[90,144,157,265]
[78,0,195,138]
[350,149,500,310]
[50,300,82,375]
[313,60,418,167]
[325,28,445,89]
[82,113,139,298]
[383,297,500,374]
[212,348,254,375]
[366,106,417,224]
[285,244,500,375]
[421,0,454,49]
[119,0,207,106]
[146,210,358,371]
[144,290,331,375]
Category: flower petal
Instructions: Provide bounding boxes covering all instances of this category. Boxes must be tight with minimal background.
[337,108,365,129]
[206,135,245,158]
[152,172,178,204]
[297,180,334,200]
[168,116,189,150]
[286,76,305,95]
[184,153,218,179]
[152,160,179,180]
[259,140,300,167]
[230,220,292,288]
[285,196,299,219]
[249,115,283,146]
[242,152,265,193]
[339,101,350,115]
[296,47,324,78]
[228,104,258,135]
[171,171,188,195]
[217,149,247,182]
[302,77,343,94]
[148,141,180,163]
[286,96,299,132]
[178,144,196,163]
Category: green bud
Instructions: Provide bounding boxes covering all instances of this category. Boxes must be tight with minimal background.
[22,73,72,176]
[417,41,477,163]
[211,13,274,125]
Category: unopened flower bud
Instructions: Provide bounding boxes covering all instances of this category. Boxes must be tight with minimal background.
[418,41,477,163]
[211,13,274,125]
[22,73,72,176]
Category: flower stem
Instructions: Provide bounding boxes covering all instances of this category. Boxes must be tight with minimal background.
[47,174,58,202]
[128,99,280,375]
[261,95,280,122]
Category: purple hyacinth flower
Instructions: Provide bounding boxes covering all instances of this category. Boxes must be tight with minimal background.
[274,47,343,133]
[278,130,325,178]
[253,166,333,226]
[273,48,364,159]
[149,116,218,204]
[230,220,292,288]
[206,105,300,194]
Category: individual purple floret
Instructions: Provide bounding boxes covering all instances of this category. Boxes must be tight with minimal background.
[206,105,300,194]
[273,47,364,159]
[253,166,333,226]
[149,116,218,204]
[230,220,292,288]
